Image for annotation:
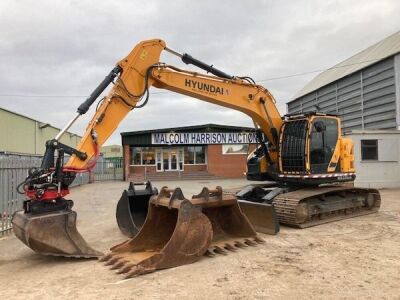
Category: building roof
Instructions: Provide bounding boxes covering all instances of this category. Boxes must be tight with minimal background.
[292,30,400,101]
[121,123,255,136]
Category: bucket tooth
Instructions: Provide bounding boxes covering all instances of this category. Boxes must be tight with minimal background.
[116,264,134,274]
[244,239,257,246]
[213,246,228,255]
[106,185,263,277]
[110,260,126,270]
[234,241,247,248]
[254,236,265,244]
[12,209,102,258]
[224,243,237,252]
[99,253,113,262]
[205,249,216,257]
[105,256,121,266]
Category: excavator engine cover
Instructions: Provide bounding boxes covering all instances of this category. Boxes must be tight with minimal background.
[116,181,158,237]
[12,199,102,258]
[102,186,264,278]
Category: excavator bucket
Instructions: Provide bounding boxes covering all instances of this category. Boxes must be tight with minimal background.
[101,186,264,278]
[237,185,280,235]
[116,181,158,237]
[12,207,103,258]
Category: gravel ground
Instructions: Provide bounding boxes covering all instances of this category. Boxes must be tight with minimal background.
[1,179,399,299]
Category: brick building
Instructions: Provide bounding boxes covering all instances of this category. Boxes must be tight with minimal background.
[121,124,257,181]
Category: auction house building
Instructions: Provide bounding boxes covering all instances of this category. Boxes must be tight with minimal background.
[121,124,257,181]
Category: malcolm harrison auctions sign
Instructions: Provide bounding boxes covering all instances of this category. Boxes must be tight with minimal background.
[151,132,257,145]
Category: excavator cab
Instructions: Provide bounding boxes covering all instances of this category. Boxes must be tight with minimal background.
[247,112,356,185]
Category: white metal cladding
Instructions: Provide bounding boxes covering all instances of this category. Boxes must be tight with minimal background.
[288,57,397,132]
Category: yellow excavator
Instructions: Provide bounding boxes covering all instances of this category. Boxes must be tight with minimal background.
[12,39,380,277]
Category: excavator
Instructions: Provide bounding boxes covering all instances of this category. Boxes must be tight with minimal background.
[12,39,380,278]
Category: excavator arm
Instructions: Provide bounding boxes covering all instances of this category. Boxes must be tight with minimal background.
[66,39,282,170]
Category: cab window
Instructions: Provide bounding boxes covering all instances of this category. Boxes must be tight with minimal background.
[310,117,338,173]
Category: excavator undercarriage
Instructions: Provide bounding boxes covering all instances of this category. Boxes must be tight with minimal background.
[236,183,381,228]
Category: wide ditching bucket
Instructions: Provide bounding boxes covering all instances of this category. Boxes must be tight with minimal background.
[12,206,103,258]
[101,186,264,278]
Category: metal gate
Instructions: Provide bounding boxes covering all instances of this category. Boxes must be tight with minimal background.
[93,157,123,181]
[0,154,42,236]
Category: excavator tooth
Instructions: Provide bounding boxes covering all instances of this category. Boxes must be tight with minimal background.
[205,249,216,257]
[213,246,228,255]
[110,260,126,270]
[125,266,146,279]
[116,264,134,274]
[234,241,248,248]
[99,253,113,262]
[224,243,237,252]
[105,256,121,266]
[244,239,257,246]
[254,236,266,244]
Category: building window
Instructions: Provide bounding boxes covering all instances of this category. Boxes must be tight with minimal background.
[131,147,142,165]
[361,140,378,160]
[184,146,207,164]
[222,144,249,154]
[130,147,156,165]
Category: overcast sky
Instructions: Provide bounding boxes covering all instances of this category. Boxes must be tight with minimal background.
[0,0,399,145]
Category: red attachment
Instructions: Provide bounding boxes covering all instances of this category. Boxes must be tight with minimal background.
[23,142,98,202]
[25,188,70,201]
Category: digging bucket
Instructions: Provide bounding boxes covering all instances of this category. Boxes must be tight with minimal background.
[101,186,264,278]
[116,181,158,237]
[12,208,103,258]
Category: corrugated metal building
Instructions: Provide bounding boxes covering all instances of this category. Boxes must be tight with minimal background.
[287,31,400,188]
[0,107,81,155]
[288,31,400,132]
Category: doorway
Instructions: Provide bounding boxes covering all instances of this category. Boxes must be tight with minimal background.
[156,148,184,171]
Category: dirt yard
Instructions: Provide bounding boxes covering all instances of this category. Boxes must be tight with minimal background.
[1,179,399,299]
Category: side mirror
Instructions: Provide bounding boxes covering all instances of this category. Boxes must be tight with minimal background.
[313,121,326,133]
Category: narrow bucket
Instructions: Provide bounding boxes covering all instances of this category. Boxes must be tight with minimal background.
[237,200,279,235]
[12,209,103,258]
[116,181,157,237]
[102,186,264,278]
[236,185,280,235]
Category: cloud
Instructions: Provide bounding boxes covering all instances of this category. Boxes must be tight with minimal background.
[0,0,399,145]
